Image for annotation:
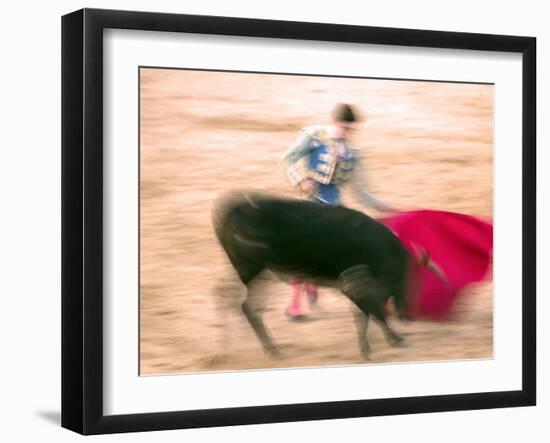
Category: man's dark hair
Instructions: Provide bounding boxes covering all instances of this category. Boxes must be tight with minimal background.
[332,103,358,123]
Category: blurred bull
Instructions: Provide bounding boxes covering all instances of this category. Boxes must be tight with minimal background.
[212,193,411,359]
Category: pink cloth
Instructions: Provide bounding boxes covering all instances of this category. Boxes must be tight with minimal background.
[380,210,493,320]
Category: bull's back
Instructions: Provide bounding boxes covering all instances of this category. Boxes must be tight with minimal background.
[213,194,406,279]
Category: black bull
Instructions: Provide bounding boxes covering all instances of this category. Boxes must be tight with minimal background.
[213,193,411,359]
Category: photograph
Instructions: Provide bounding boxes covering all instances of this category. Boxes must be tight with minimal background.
[139,67,494,375]
[57,4,539,436]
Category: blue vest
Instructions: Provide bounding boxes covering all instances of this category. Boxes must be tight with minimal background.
[308,143,356,205]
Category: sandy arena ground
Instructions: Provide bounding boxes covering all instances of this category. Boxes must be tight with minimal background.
[139,68,493,375]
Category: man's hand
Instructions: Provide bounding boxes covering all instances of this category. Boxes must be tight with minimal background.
[298,178,316,197]
[376,203,399,214]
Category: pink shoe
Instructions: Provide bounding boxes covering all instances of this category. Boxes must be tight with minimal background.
[285,304,306,320]
[305,284,318,305]
[286,278,306,320]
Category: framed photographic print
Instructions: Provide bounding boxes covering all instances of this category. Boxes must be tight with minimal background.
[61,8,536,435]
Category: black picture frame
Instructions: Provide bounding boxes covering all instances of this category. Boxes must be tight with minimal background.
[61,8,536,435]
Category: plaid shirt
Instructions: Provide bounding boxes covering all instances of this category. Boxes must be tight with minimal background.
[280,125,391,211]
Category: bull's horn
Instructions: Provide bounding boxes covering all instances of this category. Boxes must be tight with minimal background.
[422,252,451,289]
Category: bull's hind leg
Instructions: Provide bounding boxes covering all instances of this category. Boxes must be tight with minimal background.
[240,270,280,358]
[210,272,245,364]
[340,265,404,359]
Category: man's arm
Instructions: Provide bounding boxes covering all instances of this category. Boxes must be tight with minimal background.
[349,155,396,213]
[280,130,315,186]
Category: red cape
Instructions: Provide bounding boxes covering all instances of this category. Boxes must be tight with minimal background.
[380,210,493,320]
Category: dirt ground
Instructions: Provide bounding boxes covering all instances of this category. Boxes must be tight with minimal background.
[139,68,493,375]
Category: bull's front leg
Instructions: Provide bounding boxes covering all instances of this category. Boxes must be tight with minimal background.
[340,264,377,359]
[352,309,371,359]
[340,264,406,358]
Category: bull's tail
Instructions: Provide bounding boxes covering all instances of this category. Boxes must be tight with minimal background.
[211,192,272,283]
[212,192,264,246]
[212,191,267,232]
[211,191,242,244]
